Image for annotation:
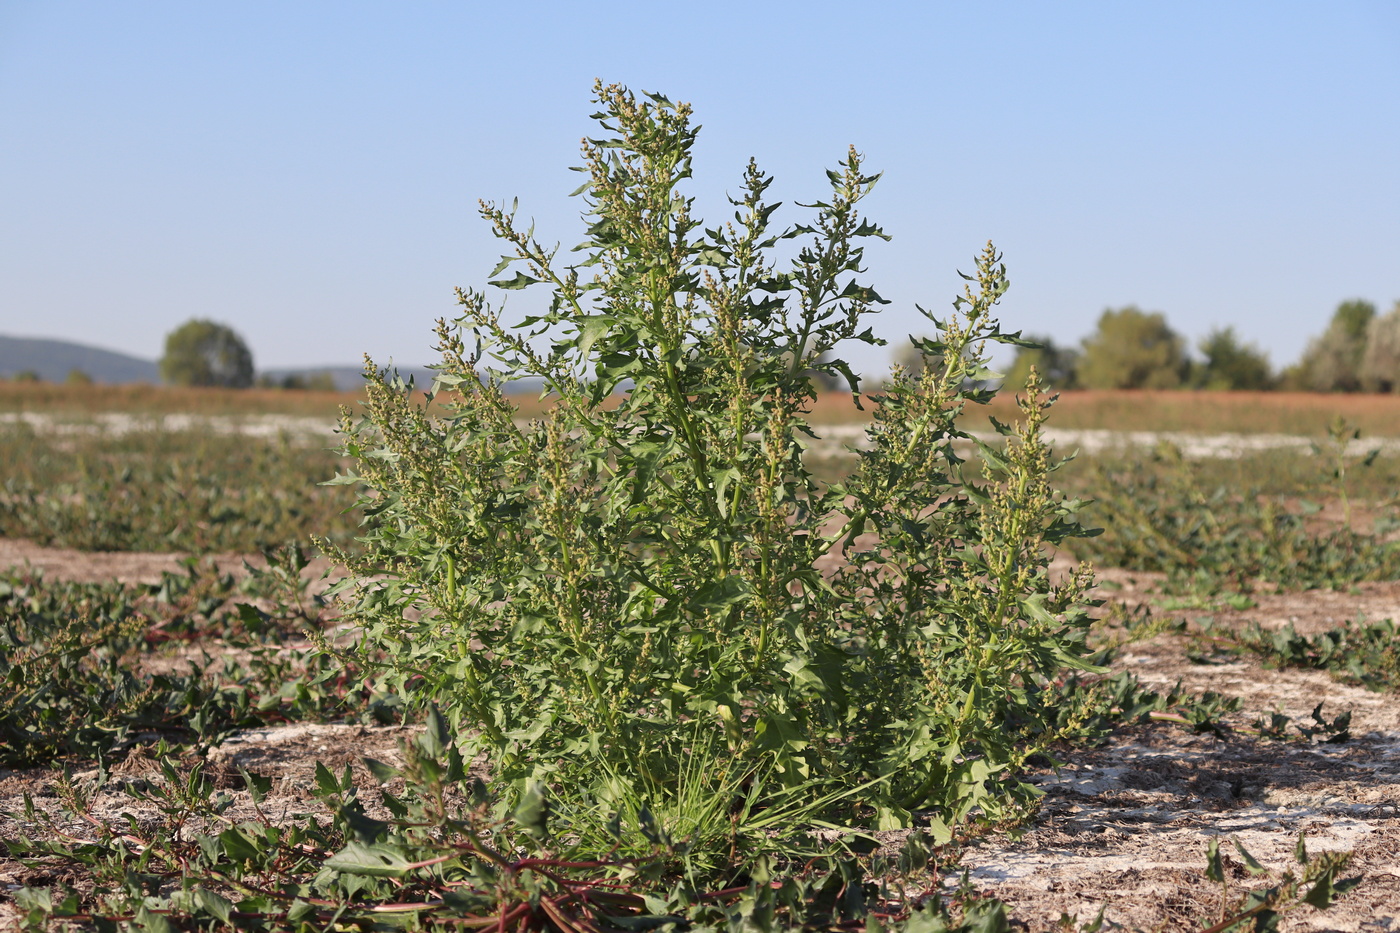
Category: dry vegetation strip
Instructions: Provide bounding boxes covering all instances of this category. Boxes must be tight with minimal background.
[5,383,1400,437]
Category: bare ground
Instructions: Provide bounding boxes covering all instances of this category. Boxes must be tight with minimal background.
[1,544,1399,930]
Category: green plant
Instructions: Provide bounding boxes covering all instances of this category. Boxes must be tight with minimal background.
[1195,615,1400,692]
[1197,835,1360,933]
[1053,666,1351,745]
[0,563,369,765]
[328,82,1100,865]
[1311,416,1380,529]
[1075,442,1400,593]
[1047,836,1361,933]
[0,424,360,552]
[6,722,1017,932]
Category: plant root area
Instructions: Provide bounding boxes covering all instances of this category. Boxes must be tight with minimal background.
[1,545,1399,930]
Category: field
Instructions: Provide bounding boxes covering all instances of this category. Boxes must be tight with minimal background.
[9,382,1400,435]
[3,385,1400,930]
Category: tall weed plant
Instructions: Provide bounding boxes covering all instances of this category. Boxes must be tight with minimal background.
[329,83,1099,861]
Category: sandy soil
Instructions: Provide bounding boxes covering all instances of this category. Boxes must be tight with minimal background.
[1,545,1399,930]
[12,408,1400,463]
[0,537,340,586]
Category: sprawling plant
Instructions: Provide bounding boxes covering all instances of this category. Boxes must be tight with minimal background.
[329,82,1099,855]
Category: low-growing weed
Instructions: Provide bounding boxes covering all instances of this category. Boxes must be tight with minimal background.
[1074,442,1400,593]
[1050,836,1361,933]
[1050,609,1352,746]
[6,715,1015,932]
[0,426,359,552]
[6,725,1363,931]
[0,561,372,766]
[1197,834,1361,933]
[1195,616,1400,692]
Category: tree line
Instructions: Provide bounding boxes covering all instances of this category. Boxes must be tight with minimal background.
[13,302,1397,394]
[910,299,1400,392]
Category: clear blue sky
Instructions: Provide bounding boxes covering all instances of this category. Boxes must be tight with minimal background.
[2,1,1397,377]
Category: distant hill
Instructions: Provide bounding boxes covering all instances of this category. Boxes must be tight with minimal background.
[0,335,160,384]
[0,335,551,393]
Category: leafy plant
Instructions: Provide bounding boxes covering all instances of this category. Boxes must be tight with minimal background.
[1049,607,1352,746]
[0,563,368,765]
[328,82,1101,864]
[1048,836,1361,933]
[6,727,1364,932]
[0,424,360,552]
[1311,415,1380,529]
[1195,615,1400,692]
[6,722,1017,932]
[1075,441,1400,593]
[1197,835,1360,933]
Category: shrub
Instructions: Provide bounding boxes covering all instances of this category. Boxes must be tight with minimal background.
[329,83,1098,862]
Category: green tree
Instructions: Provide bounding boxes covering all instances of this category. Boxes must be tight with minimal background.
[1077,306,1188,389]
[159,319,254,388]
[1193,326,1273,390]
[1360,301,1400,393]
[1002,335,1079,390]
[65,369,94,386]
[1294,299,1375,392]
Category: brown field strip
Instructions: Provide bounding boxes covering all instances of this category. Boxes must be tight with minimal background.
[4,383,1400,437]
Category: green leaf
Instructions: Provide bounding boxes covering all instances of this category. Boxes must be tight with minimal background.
[690,575,750,614]
[1233,839,1269,875]
[963,900,1010,933]
[219,826,260,863]
[193,888,233,925]
[488,271,542,290]
[363,757,401,785]
[576,314,613,358]
[1205,837,1225,883]
[313,762,340,798]
[421,705,450,760]
[1302,871,1336,909]
[239,768,272,805]
[512,782,551,838]
[324,841,413,877]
